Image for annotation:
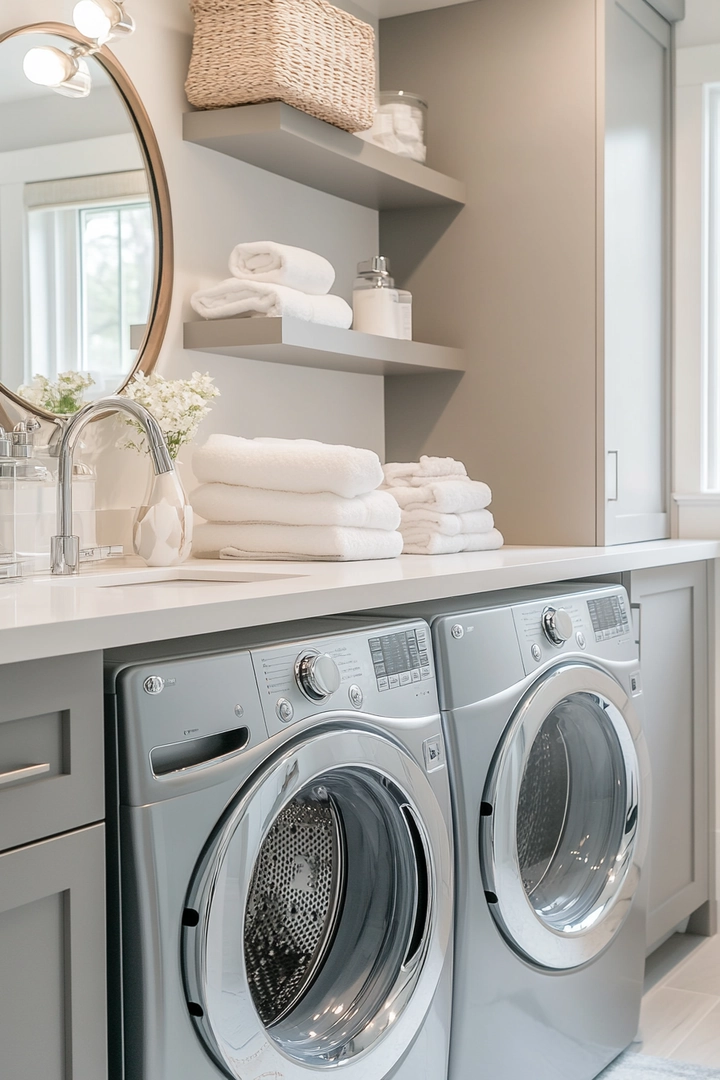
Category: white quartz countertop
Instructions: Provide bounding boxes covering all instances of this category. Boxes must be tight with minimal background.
[1,538,718,667]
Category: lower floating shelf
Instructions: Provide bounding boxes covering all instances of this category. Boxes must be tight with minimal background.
[183,318,465,377]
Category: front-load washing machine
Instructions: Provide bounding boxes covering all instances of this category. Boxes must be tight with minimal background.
[374,584,651,1080]
[104,617,453,1080]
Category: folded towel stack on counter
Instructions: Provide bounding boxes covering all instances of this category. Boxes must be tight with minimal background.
[190,241,353,329]
[382,456,504,555]
[191,434,402,561]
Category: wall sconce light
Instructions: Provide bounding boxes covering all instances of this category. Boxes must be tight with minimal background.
[22,46,92,98]
[73,0,135,45]
[22,2,134,99]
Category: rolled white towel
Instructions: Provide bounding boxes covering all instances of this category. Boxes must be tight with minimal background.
[191,484,400,531]
[190,279,352,328]
[193,522,403,561]
[386,480,492,514]
[383,457,467,487]
[228,241,335,295]
[402,528,504,555]
[193,435,384,499]
[401,508,494,537]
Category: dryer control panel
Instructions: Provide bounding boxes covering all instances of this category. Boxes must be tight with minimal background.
[512,586,634,674]
[431,584,638,711]
[251,620,438,736]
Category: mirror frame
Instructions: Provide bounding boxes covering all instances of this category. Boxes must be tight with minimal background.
[0,21,173,421]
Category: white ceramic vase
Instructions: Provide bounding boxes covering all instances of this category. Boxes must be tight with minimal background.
[133,470,193,567]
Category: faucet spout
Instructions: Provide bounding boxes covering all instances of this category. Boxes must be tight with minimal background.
[51,395,174,575]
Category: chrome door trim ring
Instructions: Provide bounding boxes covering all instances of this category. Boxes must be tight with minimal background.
[182,726,453,1080]
[481,662,650,970]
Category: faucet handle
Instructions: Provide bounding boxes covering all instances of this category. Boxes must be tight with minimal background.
[50,535,80,576]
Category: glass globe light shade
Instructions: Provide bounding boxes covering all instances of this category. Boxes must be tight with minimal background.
[73,0,134,44]
[73,1,113,42]
[23,46,74,88]
[23,47,91,98]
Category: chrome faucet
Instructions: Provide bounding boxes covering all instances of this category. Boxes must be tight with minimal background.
[51,395,174,575]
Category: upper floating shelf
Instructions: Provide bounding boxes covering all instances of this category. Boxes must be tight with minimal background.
[182,102,466,211]
[184,317,465,377]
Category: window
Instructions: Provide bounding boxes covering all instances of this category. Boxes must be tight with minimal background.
[24,170,153,398]
[79,200,153,382]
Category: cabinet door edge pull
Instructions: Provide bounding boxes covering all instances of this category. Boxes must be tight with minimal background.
[0,762,51,787]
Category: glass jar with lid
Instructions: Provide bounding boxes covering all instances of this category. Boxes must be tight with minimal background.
[378,91,427,163]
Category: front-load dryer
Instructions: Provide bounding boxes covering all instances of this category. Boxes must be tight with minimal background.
[373,584,650,1080]
[104,617,453,1080]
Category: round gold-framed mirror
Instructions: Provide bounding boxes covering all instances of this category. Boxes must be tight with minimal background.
[0,21,173,422]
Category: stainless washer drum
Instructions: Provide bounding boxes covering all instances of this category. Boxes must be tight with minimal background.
[244,794,345,1026]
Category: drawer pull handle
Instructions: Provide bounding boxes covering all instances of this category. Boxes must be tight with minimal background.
[0,763,51,788]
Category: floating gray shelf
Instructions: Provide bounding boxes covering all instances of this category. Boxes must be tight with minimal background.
[184,318,465,377]
[182,103,466,210]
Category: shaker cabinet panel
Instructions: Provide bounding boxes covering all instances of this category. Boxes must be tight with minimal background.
[629,563,709,949]
[0,651,104,852]
[604,0,670,544]
[0,824,107,1080]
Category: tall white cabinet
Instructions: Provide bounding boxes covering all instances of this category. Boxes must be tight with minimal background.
[605,0,671,544]
[380,0,676,546]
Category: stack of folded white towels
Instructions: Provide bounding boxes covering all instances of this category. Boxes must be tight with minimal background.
[190,241,353,329]
[382,456,504,555]
[191,434,403,561]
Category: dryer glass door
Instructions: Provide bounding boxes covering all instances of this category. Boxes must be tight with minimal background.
[482,663,648,970]
[182,728,452,1080]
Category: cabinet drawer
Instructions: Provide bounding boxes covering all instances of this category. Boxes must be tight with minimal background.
[0,652,103,852]
[0,824,107,1080]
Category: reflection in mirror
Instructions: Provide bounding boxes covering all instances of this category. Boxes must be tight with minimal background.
[0,32,155,412]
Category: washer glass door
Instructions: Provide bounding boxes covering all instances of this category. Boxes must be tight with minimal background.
[182,727,451,1080]
[482,663,647,970]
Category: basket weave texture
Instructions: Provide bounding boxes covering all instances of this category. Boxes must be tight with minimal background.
[186,0,376,133]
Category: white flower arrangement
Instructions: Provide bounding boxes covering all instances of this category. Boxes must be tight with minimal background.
[18,371,95,414]
[121,370,220,460]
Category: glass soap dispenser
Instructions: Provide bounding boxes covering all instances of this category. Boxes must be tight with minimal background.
[0,426,20,582]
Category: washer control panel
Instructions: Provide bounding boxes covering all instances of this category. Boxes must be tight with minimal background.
[586,593,631,642]
[368,626,433,691]
[251,620,438,735]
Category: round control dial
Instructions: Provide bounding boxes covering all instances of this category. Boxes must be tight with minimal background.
[295,651,341,702]
[541,606,573,646]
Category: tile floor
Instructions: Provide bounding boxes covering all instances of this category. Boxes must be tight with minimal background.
[638,933,720,1067]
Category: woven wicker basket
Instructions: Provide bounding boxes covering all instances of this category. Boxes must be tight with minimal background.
[186,0,376,133]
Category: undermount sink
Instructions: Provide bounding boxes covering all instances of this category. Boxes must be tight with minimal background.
[33,566,302,589]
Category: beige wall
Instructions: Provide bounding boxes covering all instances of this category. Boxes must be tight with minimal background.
[676,0,720,48]
[380,0,600,546]
[0,0,386,507]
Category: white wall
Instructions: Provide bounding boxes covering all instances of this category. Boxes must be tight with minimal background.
[0,0,385,507]
[677,0,720,48]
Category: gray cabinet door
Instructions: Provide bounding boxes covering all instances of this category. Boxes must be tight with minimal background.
[0,824,107,1080]
[0,652,104,853]
[604,0,671,544]
[629,563,709,949]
